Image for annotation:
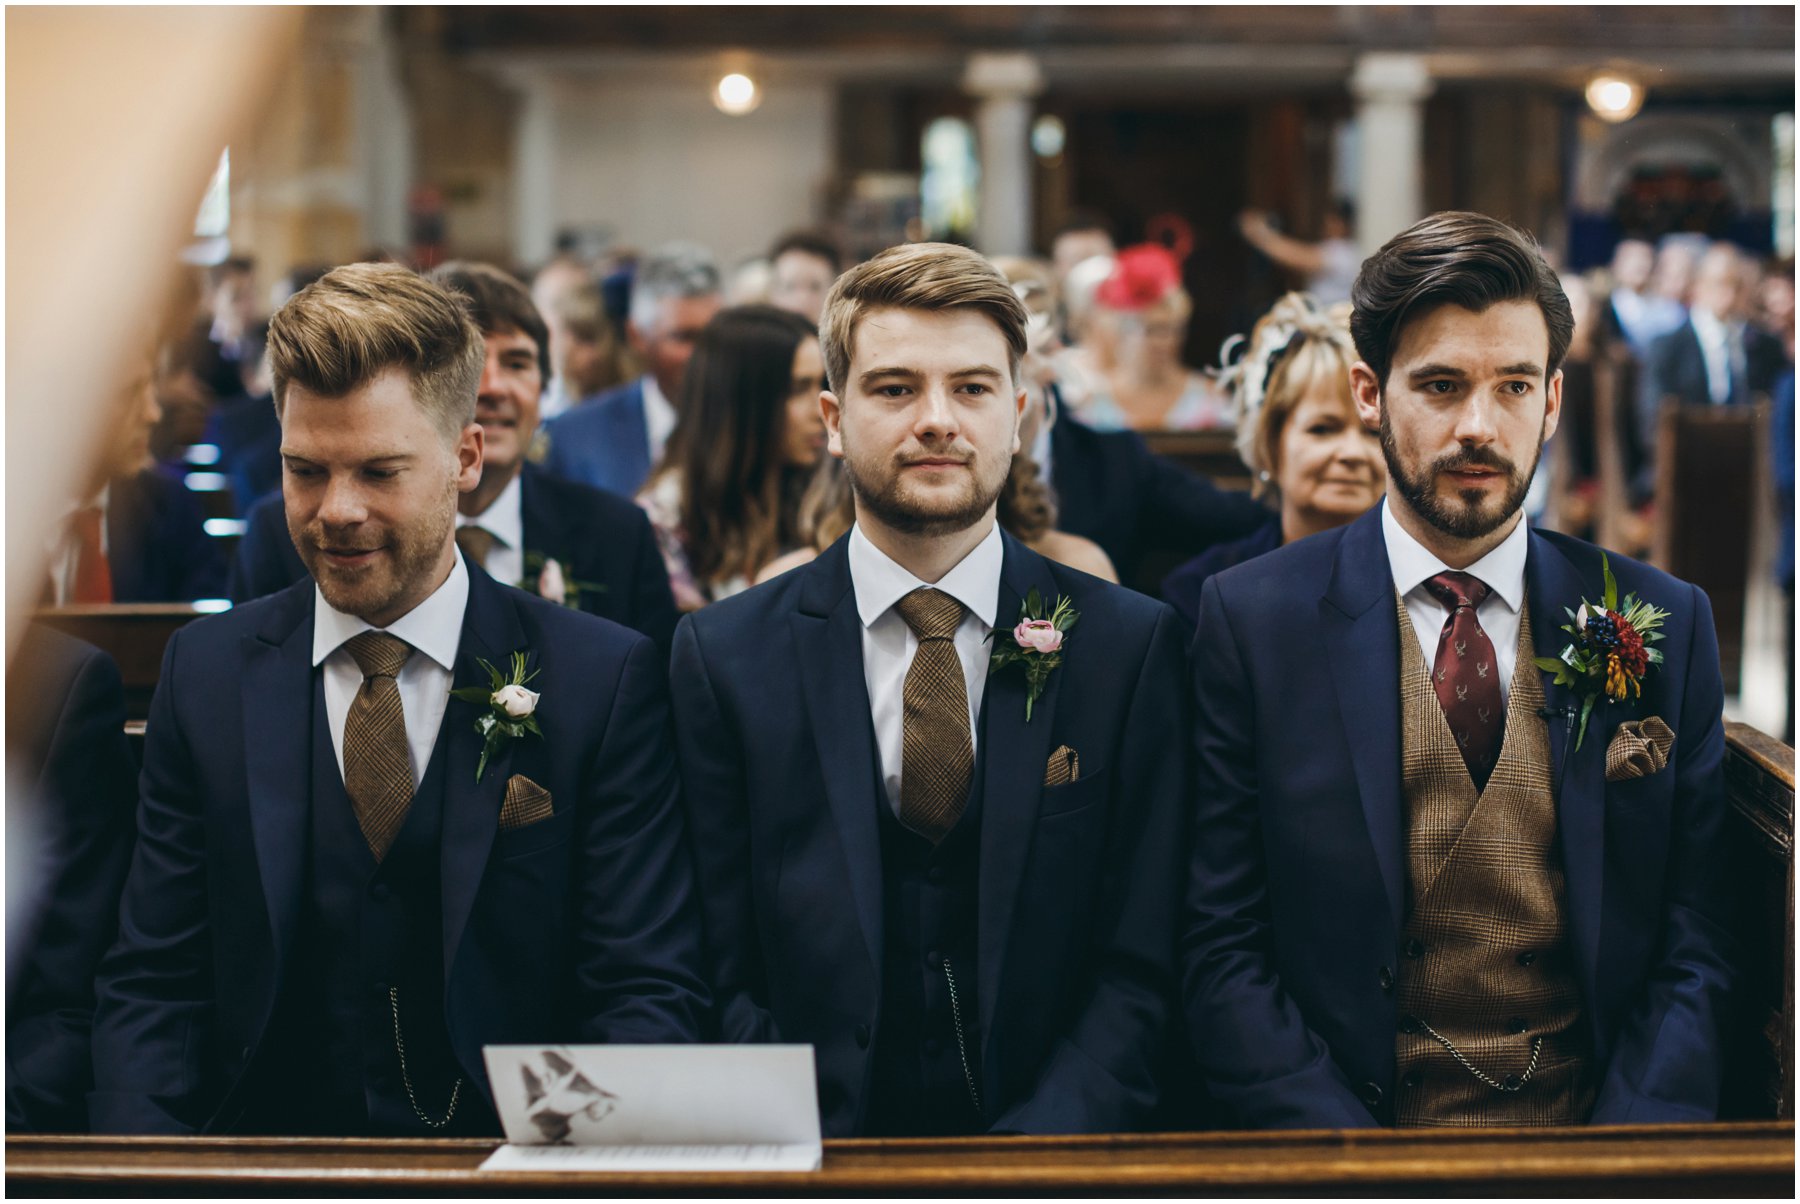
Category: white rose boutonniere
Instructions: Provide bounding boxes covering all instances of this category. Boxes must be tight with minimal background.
[449,651,544,781]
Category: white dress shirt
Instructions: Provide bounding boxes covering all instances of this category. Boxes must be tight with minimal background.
[1381,498,1529,704]
[456,469,525,587]
[313,552,469,789]
[849,521,1003,816]
[46,484,110,605]
[642,374,678,470]
[1689,309,1741,405]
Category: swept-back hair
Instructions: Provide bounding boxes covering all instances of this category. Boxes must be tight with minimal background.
[428,260,550,380]
[1349,211,1573,388]
[267,262,483,442]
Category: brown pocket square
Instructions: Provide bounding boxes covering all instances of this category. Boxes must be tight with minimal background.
[499,774,555,830]
[1605,717,1675,782]
[1044,745,1080,787]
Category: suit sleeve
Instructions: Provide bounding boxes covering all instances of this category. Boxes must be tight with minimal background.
[993,605,1190,1134]
[1633,335,1679,505]
[573,633,712,1044]
[6,643,138,1133]
[87,629,214,1134]
[1138,442,1271,555]
[1180,577,1377,1128]
[1588,583,1737,1123]
[668,617,781,1044]
[624,504,681,661]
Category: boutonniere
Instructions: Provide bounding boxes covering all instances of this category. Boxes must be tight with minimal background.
[987,587,1079,722]
[449,651,544,781]
[521,552,605,609]
[1531,553,1669,751]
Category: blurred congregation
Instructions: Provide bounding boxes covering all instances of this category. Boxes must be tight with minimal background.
[5,4,1795,1140]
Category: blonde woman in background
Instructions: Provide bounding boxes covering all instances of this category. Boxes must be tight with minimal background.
[1161,292,1384,627]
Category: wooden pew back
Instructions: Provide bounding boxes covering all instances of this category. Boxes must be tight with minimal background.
[33,603,221,721]
[1721,721,1796,1119]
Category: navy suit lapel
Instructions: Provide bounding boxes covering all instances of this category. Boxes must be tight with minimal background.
[440,557,527,978]
[241,581,317,985]
[517,465,566,566]
[790,538,884,978]
[976,534,1062,1046]
[1525,531,1606,1003]
[1321,508,1405,930]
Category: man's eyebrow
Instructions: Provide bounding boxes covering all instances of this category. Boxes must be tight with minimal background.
[858,366,920,385]
[1407,363,1468,381]
[947,365,1005,380]
[1497,361,1544,377]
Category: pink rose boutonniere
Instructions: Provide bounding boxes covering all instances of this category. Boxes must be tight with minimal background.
[988,587,1079,722]
[520,552,605,610]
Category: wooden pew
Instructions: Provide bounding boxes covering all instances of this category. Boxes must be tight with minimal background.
[7,1124,1791,1196]
[33,602,224,721]
[1721,721,1796,1120]
[1651,402,1769,695]
[1142,428,1251,493]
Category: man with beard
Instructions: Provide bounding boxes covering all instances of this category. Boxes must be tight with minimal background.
[1182,212,1734,1129]
[669,242,1188,1136]
[90,264,709,1135]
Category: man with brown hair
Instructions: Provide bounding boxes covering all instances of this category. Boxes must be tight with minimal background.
[229,261,680,655]
[671,242,1189,1136]
[1183,212,1734,1129]
[90,262,709,1136]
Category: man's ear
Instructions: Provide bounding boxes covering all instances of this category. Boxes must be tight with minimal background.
[1541,367,1563,445]
[456,422,484,492]
[1011,386,1028,456]
[1349,360,1384,432]
[821,389,845,458]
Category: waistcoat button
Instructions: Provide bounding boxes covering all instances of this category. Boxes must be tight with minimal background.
[1377,966,1394,991]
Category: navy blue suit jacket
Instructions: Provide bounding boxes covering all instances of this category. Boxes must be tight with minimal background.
[229,464,680,657]
[1182,506,1736,1128]
[670,531,1189,1136]
[541,378,653,499]
[1047,403,1270,595]
[6,629,139,1132]
[105,469,227,603]
[88,556,710,1134]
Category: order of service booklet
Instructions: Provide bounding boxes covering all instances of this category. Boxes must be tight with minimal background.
[479,1044,822,1173]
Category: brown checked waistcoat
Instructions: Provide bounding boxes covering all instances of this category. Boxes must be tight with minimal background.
[1392,593,1595,1127]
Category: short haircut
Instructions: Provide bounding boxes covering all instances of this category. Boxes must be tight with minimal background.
[769,229,843,275]
[817,241,1028,395]
[627,242,721,331]
[1054,208,1114,243]
[206,256,254,290]
[267,262,484,443]
[1349,211,1573,388]
[428,260,550,380]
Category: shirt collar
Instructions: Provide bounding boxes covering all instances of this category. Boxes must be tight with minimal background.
[311,550,470,670]
[848,520,1003,631]
[642,373,676,425]
[1380,496,1528,613]
[457,468,523,550]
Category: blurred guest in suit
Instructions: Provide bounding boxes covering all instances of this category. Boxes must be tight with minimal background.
[1636,242,1787,502]
[43,360,226,604]
[639,305,825,610]
[1597,238,1684,358]
[190,256,261,401]
[673,242,1187,1137]
[1237,202,1362,307]
[542,243,722,497]
[6,629,139,1132]
[90,263,708,1136]
[230,262,679,656]
[1049,209,1116,295]
[1162,293,1383,628]
[543,278,634,421]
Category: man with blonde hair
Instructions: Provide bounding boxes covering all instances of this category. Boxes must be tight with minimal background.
[671,242,1189,1136]
[91,263,709,1135]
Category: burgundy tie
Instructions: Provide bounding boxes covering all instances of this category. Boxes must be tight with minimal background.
[1423,571,1505,790]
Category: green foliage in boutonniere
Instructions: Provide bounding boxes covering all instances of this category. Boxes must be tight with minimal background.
[521,552,606,609]
[987,587,1079,722]
[1531,553,1670,751]
[448,651,544,782]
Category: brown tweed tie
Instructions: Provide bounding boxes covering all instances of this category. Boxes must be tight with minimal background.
[895,588,974,843]
[342,631,414,861]
[455,525,496,570]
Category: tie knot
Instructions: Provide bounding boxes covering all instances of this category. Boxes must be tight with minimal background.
[1424,570,1491,612]
[455,524,496,565]
[344,631,412,680]
[895,588,965,641]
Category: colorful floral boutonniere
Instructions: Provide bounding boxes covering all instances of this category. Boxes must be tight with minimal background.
[521,552,604,609]
[449,651,544,781]
[987,587,1079,722]
[1531,553,1669,750]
